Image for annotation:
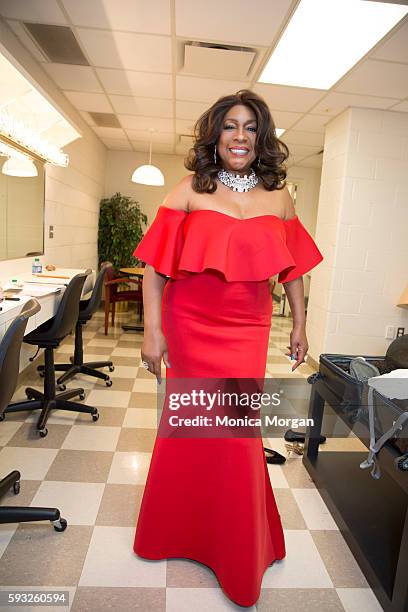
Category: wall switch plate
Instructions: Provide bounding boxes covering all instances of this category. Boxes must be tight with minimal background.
[396,327,405,337]
[386,325,395,339]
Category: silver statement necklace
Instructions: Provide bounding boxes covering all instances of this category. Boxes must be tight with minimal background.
[218,168,259,193]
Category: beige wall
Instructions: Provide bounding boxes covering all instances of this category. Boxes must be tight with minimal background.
[307,106,408,360]
[44,135,106,270]
[105,151,322,224]
[105,151,189,224]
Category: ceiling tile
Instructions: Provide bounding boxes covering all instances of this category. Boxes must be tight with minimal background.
[101,138,132,151]
[253,83,325,113]
[389,100,408,113]
[335,59,408,99]
[125,130,174,144]
[298,155,323,168]
[97,69,173,98]
[110,95,173,118]
[287,144,322,158]
[92,126,126,138]
[76,29,172,72]
[291,114,331,133]
[61,0,171,35]
[269,110,303,130]
[6,20,48,62]
[287,155,303,167]
[176,76,248,103]
[176,100,209,120]
[43,63,103,92]
[64,91,112,112]
[118,115,173,131]
[0,0,67,23]
[175,0,292,46]
[281,131,324,147]
[313,91,400,115]
[370,21,408,64]
[131,141,174,154]
[80,110,94,125]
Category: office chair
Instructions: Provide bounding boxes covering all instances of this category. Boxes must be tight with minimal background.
[3,272,99,438]
[38,263,114,389]
[0,299,67,531]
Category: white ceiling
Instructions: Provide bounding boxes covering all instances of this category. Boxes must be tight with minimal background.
[1,0,408,168]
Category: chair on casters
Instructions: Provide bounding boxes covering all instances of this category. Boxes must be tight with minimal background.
[3,272,99,438]
[0,299,67,532]
[38,263,115,389]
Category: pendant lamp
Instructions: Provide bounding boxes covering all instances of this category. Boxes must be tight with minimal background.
[2,156,38,177]
[131,128,164,186]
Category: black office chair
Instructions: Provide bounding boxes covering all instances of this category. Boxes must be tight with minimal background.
[38,263,114,389]
[0,299,67,531]
[3,272,99,438]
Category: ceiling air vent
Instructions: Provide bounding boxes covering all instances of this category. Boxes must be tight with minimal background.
[23,23,89,66]
[88,113,121,128]
[182,41,256,80]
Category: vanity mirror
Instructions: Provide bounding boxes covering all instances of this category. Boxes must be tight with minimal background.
[0,136,45,261]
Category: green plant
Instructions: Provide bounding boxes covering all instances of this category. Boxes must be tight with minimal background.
[98,192,147,271]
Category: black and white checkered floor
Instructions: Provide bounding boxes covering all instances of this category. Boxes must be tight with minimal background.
[0,306,381,611]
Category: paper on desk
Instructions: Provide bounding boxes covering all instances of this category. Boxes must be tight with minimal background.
[24,275,69,285]
[21,284,63,297]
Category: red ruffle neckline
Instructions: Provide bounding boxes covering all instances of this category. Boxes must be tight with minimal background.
[134,206,323,283]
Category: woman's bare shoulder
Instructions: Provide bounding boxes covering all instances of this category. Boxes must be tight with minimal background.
[162,175,194,211]
[265,185,296,220]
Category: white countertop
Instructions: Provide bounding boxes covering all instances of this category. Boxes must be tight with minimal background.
[0,267,94,330]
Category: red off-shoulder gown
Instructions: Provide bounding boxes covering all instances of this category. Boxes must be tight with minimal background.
[133,207,323,607]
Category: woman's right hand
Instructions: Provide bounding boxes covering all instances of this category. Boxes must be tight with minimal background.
[141,329,171,384]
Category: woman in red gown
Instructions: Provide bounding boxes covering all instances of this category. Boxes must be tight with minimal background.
[133,90,323,607]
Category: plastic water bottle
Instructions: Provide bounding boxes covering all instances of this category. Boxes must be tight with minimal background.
[32,257,42,274]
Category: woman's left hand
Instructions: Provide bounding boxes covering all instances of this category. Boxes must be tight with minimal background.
[286,326,309,371]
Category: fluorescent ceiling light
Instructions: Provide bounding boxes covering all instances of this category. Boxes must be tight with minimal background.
[2,156,38,177]
[0,109,69,166]
[259,0,408,90]
[0,52,81,163]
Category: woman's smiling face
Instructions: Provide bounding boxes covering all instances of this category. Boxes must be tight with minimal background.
[217,104,257,175]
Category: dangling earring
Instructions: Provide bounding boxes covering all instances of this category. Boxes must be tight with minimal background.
[214,145,217,165]
[257,157,261,168]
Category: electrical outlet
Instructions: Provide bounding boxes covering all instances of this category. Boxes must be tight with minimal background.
[385,325,395,339]
[49,225,54,239]
[396,327,405,337]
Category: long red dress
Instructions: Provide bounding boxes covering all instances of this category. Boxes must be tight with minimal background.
[133,206,323,607]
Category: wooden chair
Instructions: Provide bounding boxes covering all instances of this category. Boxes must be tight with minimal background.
[104,264,143,335]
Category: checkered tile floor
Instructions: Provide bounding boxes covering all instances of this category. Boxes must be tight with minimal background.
[0,306,382,611]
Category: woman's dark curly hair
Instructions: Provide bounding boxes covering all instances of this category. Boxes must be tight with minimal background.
[185,89,289,193]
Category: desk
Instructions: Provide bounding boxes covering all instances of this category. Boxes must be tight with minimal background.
[0,268,94,371]
[119,267,144,333]
[303,371,408,612]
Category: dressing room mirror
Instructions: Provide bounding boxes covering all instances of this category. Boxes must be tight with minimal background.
[0,137,45,261]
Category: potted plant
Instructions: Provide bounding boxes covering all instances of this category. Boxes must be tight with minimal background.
[98,192,147,271]
[98,193,147,313]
